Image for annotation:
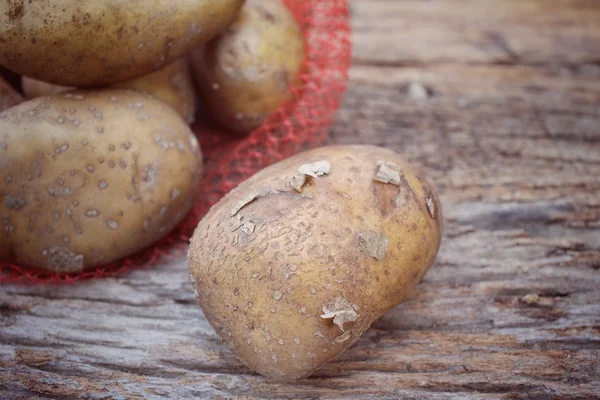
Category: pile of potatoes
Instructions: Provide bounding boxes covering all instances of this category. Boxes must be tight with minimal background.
[1,0,306,271]
[1,0,444,382]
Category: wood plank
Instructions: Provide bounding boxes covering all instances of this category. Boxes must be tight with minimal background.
[1,0,600,398]
[351,0,600,66]
[334,63,600,206]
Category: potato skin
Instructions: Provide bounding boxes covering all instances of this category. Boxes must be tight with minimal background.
[21,78,72,99]
[0,0,245,87]
[0,76,23,112]
[22,59,197,124]
[191,0,305,134]
[113,58,197,124]
[188,145,443,381]
[0,89,203,272]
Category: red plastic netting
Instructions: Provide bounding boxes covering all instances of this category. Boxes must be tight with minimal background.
[0,0,351,285]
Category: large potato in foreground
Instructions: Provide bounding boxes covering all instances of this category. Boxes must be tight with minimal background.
[191,0,305,134]
[0,76,23,112]
[0,89,203,272]
[22,59,197,124]
[188,145,443,380]
[0,0,245,87]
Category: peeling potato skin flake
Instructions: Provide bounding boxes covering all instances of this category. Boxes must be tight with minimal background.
[320,296,360,331]
[289,173,307,192]
[230,188,282,217]
[290,160,331,191]
[188,145,443,381]
[374,161,403,185]
[356,230,389,261]
[297,160,331,178]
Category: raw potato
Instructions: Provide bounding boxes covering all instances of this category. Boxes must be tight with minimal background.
[191,0,305,134]
[21,78,72,99]
[22,59,197,124]
[188,145,443,381]
[0,89,203,272]
[114,59,197,124]
[0,0,245,87]
[0,76,23,112]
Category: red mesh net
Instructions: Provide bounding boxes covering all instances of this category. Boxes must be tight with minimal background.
[0,0,351,285]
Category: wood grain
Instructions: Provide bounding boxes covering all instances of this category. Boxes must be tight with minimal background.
[1,0,600,398]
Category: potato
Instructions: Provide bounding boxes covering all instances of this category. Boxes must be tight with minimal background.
[0,0,245,87]
[113,59,197,124]
[22,59,197,124]
[20,78,72,99]
[0,89,203,272]
[191,0,305,134]
[0,76,23,112]
[188,145,443,380]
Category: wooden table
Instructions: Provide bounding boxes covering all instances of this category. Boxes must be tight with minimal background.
[2,1,599,398]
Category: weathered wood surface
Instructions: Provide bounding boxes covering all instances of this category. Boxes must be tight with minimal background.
[2,0,600,398]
